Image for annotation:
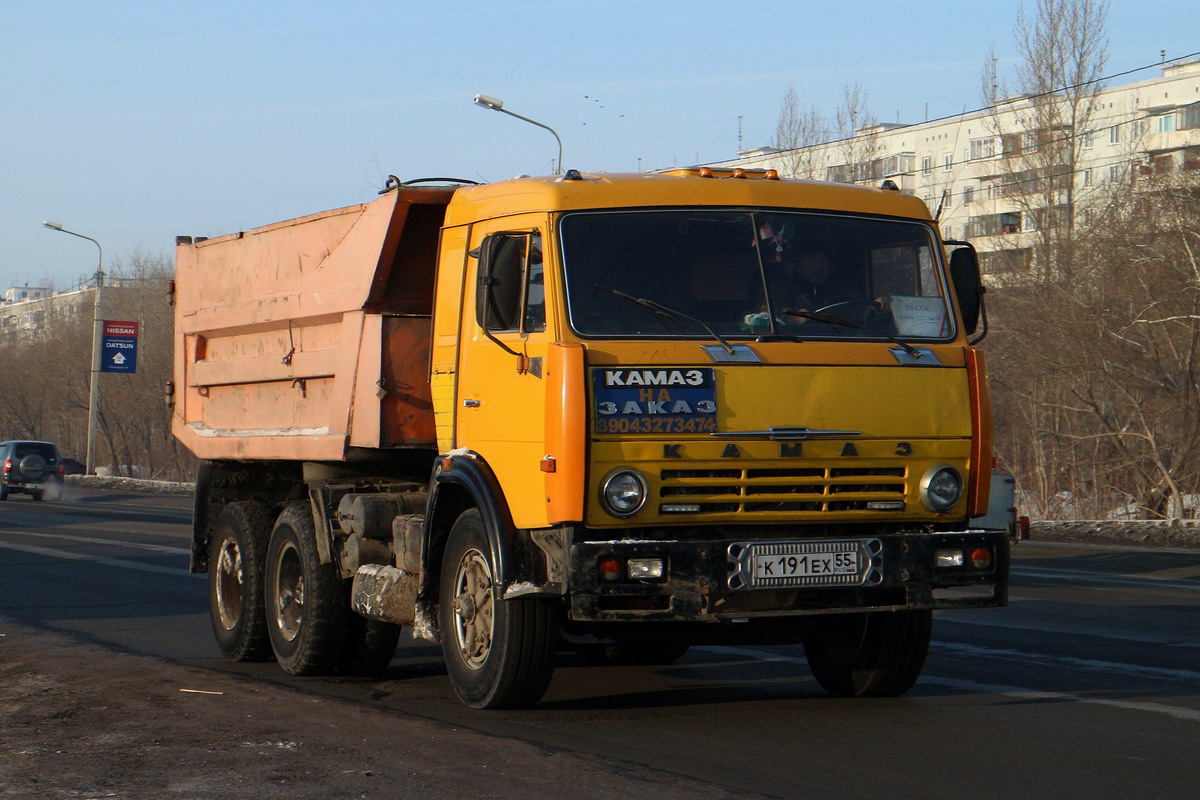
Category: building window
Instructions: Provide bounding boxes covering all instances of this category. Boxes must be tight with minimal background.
[1082,130,1094,149]
[1110,124,1121,144]
[1110,164,1121,183]
[969,138,995,160]
[1181,102,1200,131]
[921,155,931,175]
[963,186,974,205]
[1083,168,1091,186]
[1158,114,1175,133]
[943,153,952,172]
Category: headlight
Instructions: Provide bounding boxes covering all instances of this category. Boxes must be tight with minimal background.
[600,468,647,517]
[920,465,963,511]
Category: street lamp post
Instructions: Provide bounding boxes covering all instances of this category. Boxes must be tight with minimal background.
[473,94,564,175]
[42,221,104,475]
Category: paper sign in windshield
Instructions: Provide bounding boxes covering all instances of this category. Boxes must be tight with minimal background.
[890,296,949,337]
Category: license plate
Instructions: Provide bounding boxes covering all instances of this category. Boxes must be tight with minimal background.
[726,538,883,590]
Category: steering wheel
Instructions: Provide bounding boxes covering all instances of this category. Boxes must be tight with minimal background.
[813,300,879,315]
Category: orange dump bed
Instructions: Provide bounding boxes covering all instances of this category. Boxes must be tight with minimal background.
[172,186,453,461]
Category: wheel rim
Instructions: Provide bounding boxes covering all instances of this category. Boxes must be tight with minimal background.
[273,539,305,642]
[451,548,494,670]
[214,537,244,631]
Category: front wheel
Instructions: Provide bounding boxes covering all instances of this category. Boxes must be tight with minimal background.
[439,510,558,709]
[803,610,931,697]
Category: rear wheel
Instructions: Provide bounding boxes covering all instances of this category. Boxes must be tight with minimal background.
[30,489,44,501]
[338,611,402,676]
[209,501,274,661]
[265,504,345,675]
[439,510,558,709]
[803,610,932,697]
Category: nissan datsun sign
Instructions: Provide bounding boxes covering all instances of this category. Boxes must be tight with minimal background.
[101,320,138,373]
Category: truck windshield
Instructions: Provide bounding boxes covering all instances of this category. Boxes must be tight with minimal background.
[560,210,953,342]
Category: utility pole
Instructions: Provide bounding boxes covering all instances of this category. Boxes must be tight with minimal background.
[42,221,104,475]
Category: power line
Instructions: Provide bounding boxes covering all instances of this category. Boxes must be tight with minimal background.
[720,49,1200,164]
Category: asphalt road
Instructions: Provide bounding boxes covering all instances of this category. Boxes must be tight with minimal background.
[2,488,1198,799]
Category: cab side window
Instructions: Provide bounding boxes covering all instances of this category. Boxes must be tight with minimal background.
[523,234,546,333]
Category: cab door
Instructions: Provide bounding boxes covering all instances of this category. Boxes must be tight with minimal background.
[455,220,551,529]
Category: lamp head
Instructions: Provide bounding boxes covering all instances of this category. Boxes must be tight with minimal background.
[43,221,64,231]
[473,93,504,111]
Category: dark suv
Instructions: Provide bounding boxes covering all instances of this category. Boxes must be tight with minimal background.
[0,441,66,501]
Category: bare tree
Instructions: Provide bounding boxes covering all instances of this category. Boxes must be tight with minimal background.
[985,0,1109,285]
[989,153,1200,519]
[0,248,194,481]
[773,84,828,179]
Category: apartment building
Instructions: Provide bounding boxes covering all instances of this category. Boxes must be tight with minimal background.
[712,60,1200,280]
[0,283,140,341]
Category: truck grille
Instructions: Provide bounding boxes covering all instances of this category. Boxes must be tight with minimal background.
[658,466,907,514]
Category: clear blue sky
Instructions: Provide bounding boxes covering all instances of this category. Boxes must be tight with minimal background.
[1,0,1193,290]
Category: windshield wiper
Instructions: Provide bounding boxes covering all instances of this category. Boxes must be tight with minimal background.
[781,309,923,359]
[594,284,736,355]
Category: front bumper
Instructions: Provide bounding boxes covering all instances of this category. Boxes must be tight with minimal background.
[566,528,1009,623]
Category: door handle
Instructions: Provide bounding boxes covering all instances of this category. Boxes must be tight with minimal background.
[463,399,481,408]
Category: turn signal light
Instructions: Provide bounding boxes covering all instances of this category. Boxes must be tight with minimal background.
[970,547,993,569]
[599,557,623,582]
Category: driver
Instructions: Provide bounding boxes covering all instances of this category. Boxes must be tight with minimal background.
[773,244,854,325]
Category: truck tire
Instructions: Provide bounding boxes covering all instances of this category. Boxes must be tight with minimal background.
[803,610,932,697]
[439,509,558,709]
[337,610,402,676]
[265,504,345,675]
[209,501,274,661]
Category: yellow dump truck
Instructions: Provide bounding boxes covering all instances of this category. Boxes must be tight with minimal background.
[173,168,1009,709]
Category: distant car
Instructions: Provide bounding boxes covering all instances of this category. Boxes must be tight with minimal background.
[0,440,66,501]
[60,457,86,476]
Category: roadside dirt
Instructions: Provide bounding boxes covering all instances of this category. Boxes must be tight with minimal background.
[0,622,743,800]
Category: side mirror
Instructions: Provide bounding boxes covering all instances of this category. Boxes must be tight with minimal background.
[475,234,523,331]
[949,244,985,338]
